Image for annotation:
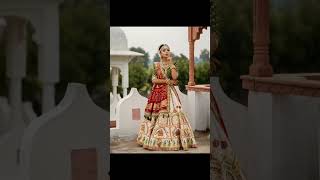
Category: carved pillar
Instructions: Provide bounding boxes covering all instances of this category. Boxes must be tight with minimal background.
[188,27,207,86]
[6,17,27,128]
[188,38,195,86]
[249,0,273,77]
[121,64,129,97]
[247,1,273,179]
[37,6,60,113]
[111,67,118,99]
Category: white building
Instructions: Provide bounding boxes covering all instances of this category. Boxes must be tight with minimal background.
[110,27,143,98]
[0,1,109,179]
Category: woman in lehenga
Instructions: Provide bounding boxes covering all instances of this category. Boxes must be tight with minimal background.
[210,92,246,180]
[136,44,197,151]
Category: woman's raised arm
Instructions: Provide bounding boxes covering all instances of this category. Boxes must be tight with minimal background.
[171,65,178,80]
[152,78,167,84]
[152,78,177,85]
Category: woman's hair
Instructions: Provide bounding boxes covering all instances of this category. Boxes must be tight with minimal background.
[158,44,170,52]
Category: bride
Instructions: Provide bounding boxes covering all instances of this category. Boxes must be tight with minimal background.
[136,44,197,151]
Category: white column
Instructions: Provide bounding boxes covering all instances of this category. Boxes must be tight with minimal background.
[196,91,210,131]
[247,91,272,180]
[37,6,60,113]
[187,90,196,130]
[121,63,129,97]
[5,17,27,129]
[111,67,119,99]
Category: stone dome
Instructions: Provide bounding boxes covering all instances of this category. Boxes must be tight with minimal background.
[110,27,128,50]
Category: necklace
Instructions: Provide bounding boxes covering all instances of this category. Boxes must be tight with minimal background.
[160,60,170,69]
[160,61,172,79]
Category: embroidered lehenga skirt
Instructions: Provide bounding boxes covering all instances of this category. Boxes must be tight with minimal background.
[210,92,246,179]
[136,83,197,151]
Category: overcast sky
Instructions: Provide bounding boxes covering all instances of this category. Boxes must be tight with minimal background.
[120,27,210,59]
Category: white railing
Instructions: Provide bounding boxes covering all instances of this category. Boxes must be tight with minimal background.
[111,88,147,140]
[20,83,109,180]
[110,86,210,139]
[243,85,320,179]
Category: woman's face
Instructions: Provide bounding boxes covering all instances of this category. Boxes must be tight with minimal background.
[160,46,170,59]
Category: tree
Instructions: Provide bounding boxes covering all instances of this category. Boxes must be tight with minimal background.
[173,54,189,93]
[213,0,252,105]
[129,62,150,96]
[199,49,210,62]
[196,61,210,85]
[57,0,108,111]
[212,0,320,106]
[152,53,160,62]
[129,47,150,68]
[127,47,153,96]
[270,0,320,73]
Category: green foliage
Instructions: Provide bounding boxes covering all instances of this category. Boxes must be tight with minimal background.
[212,0,320,105]
[173,54,189,93]
[129,47,150,68]
[270,0,320,73]
[199,49,210,62]
[57,0,108,110]
[128,47,152,96]
[128,62,150,97]
[195,61,210,85]
[213,0,252,105]
[152,53,160,62]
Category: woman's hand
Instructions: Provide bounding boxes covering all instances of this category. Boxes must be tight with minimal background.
[171,65,178,80]
[167,79,178,85]
[166,55,178,80]
[152,78,178,85]
[152,79,167,84]
[165,79,172,85]
[167,54,173,65]
[172,80,179,86]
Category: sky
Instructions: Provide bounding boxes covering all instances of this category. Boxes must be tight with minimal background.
[120,27,210,59]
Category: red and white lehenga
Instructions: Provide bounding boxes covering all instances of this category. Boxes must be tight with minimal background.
[210,92,246,179]
[136,62,197,151]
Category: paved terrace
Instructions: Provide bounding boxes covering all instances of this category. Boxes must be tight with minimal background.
[111,130,210,154]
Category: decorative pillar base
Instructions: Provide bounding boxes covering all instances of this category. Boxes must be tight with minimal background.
[188,81,195,86]
[249,63,273,77]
